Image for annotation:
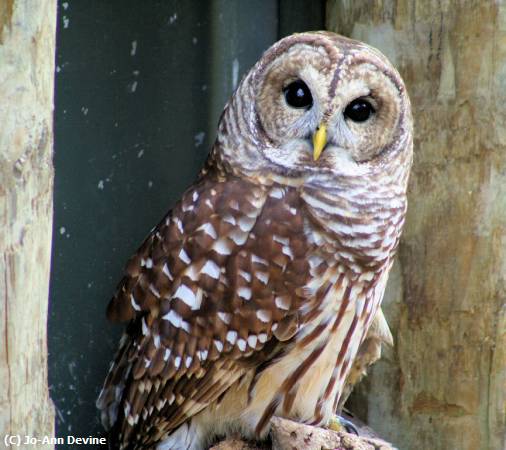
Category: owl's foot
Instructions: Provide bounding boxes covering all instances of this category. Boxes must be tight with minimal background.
[327,414,359,435]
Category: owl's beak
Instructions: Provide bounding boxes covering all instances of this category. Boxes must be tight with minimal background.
[312,124,327,161]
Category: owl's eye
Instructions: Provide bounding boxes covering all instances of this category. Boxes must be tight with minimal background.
[283,80,313,109]
[344,99,375,122]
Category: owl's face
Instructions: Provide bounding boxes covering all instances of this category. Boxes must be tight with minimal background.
[216,32,412,183]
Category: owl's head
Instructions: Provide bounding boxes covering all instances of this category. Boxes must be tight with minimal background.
[214,32,412,186]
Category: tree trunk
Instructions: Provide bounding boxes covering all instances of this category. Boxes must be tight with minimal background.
[0,1,56,448]
[327,2,506,450]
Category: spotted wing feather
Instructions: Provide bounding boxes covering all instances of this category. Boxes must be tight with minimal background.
[97,172,313,449]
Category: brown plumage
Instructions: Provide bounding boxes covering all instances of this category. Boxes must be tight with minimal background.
[97,31,413,450]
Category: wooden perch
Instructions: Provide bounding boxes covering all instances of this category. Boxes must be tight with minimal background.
[209,417,395,450]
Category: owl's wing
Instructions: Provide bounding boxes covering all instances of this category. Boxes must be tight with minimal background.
[97,173,314,448]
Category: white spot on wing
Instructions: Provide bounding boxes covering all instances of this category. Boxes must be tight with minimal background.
[162,310,190,333]
[185,265,199,281]
[256,309,271,323]
[223,214,236,225]
[130,294,141,311]
[174,218,184,233]
[202,260,220,279]
[141,318,149,336]
[247,335,257,348]
[229,229,248,245]
[275,296,290,310]
[255,272,269,284]
[179,248,191,264]
[237,338,246,352]
[198,222,217,239]
[238,287,252,300]
[214,340,223,352]
[162,263,173,280]
[173,284,200,310]
[273,235,289,246]
[149,283,160,298]
[238,216,255,232]
[226,330,237,345]
[252,255,268,266]
[213,239,233,255]
[282,246,294,260]
[239,270,252,282]
[218,312,232,324]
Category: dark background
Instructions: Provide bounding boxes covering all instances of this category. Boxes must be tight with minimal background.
[49,1,324,447]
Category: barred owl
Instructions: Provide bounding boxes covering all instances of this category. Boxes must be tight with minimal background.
[97,31,412,450]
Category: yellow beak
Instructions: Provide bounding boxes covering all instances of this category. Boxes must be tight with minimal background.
[312,124,327,161]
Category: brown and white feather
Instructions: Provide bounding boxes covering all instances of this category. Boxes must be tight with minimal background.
[97,31,413,450]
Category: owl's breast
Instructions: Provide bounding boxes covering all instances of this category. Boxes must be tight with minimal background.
[299,181,406,271]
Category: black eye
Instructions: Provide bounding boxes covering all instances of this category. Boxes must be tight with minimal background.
[344,99,375,122]
[283,80,313,109]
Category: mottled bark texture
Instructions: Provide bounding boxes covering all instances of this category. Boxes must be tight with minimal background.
[0,0,56,447]
[210,417,394,450]
[327,2,506,450]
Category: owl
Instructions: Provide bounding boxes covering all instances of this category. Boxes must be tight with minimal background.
[97,31,413,450]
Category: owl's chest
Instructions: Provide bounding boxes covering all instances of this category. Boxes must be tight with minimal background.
[298,185,405,270]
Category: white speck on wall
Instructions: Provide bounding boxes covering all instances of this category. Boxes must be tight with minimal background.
[55,407,65,423]
[133,70,140,76]
[87,282,93,289]
[194,132,205,147]
[148,181,153,188]
[98,180,104,190]
[192,37,198,45]
[68,361,77,378]
[130,40,137,56]
[168,13,178,25]
[62,2,69,9]
[201,84,207,91]
[62,16,69,29]
[56,65,61,73]
[137,149,144,158]
[59,227,66,235]
[81,106,88,115]
[130,81,138,93]
[232,58,240,90]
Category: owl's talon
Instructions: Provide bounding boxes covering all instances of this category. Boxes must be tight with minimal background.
[327,415,359,435]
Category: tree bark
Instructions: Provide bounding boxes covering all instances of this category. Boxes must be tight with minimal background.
[327,2,506,450]
[0,1,56,448]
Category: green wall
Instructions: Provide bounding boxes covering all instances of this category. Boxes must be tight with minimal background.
[50,0,323,446]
